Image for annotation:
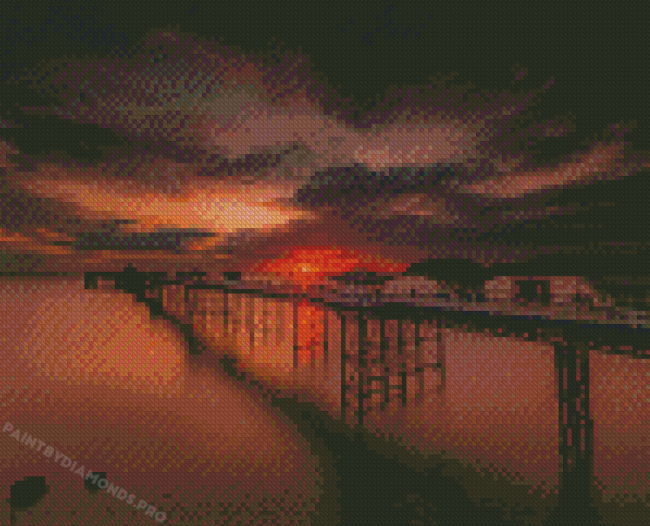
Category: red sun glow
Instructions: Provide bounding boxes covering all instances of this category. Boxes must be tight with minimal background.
[249,246,410,286]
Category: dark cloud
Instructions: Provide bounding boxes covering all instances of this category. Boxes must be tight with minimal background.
[73,228,217,252]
